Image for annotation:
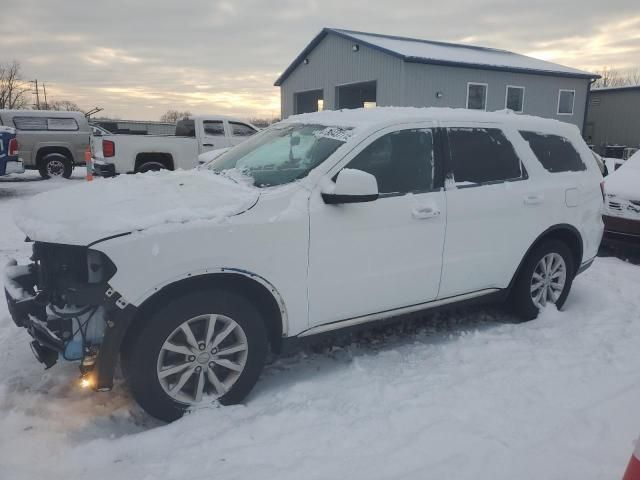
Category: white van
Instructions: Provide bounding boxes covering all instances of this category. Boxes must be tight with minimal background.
[4,107,603,421]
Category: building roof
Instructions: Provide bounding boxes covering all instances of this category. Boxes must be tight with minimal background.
[274,28,599,86]
[592,85,640,93]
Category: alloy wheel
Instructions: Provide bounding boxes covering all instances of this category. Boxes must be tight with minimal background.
[530,252,567,308]
[46,159,65,177]
[156,314,249,405]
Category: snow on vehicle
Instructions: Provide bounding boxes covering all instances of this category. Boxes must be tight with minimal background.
[92,115,258,176]
[3,107,603,421]
[603,150,640,248]
[0,125,24,176]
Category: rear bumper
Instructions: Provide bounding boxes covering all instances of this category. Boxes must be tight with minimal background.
[602,215,640,249]
[92,160,117,177]
[576,257,596,275]
[4,159,24,175]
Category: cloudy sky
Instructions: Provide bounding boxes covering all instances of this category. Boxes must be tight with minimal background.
[3,0,639,120]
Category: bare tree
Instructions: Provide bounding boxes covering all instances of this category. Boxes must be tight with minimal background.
[593,66,640,88]
[48,99,82,112]
[249,117,280,128]
[160,109,192,123]
[0,60,30,109]
[627,68,640,86]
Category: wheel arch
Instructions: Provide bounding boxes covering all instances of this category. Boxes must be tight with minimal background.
[134,152,174,171]
[509,223,584,291]
[36,145,73,167]
[122,270,288,357]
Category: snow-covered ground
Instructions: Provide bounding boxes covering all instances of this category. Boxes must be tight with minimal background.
[1,169,639,480]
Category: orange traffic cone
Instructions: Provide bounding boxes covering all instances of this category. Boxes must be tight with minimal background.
[85,145,93,181]
[623,438,640,480]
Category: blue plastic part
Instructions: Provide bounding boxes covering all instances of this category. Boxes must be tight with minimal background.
[64,340,83,361]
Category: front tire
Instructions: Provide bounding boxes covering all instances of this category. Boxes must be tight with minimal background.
[39,153,73,179]
[510,239,575,321]
[122,290,268,422]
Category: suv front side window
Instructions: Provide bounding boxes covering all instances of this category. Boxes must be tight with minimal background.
[446,127,526,187]
[345,129,436,195]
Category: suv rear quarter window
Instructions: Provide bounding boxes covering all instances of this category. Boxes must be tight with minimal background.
[519,131,586,173]
[446,127,526,186]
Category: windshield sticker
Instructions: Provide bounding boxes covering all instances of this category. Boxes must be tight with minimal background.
[312,126,353,142]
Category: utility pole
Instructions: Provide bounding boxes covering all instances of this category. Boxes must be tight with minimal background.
[30,79,41,109]
[42,83,48,110]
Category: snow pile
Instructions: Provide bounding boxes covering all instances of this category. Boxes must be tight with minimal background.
[605,151,640,201]
[2,169,640,480]
[198,147,230,165]
[284,107,580,139]
[14,170,260,245]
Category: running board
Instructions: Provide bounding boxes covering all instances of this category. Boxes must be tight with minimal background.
[298,289,501,338]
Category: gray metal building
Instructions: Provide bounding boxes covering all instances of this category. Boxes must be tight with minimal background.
[585,86,640,152]
[275,28,598,131]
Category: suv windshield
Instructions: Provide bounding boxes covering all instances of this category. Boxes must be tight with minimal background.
[209,123,351,187]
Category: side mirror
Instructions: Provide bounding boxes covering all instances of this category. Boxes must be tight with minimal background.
[321,168,379,204]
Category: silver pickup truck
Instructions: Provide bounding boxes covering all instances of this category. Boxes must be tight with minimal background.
[92,115,258,176]
[0,109,91,179]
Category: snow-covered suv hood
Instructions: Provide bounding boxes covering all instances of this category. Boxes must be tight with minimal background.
[605,151,640,202]
[15,170,260,246]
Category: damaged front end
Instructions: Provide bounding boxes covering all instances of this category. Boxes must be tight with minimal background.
[4,242,135,391]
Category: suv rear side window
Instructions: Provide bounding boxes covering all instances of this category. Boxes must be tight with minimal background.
[519,131,586,173]
[446,128,525,186]
[346,129,436,195]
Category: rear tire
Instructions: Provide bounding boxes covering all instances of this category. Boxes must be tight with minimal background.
[510,239,575,321]
[122,290,268,422]
[38,153,73,179]
[136,161,166,173]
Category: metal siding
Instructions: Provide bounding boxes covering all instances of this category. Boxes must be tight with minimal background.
[280,33,405,118]
[403,62,589,130]
[586,90,640,149]
[280,31,590,131]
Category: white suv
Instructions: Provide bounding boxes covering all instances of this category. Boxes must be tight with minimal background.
[4,108,604,421]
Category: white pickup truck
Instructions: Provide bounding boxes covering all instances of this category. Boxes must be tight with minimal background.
[92,115,258,176]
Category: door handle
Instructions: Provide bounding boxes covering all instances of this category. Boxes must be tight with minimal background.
[412,205,441,219]
[203,143,214,147]
[523,194,544,205]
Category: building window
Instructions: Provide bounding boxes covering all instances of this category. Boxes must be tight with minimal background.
[466,83,488,110]
[557,89,575,115]
[505,86,525,113]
